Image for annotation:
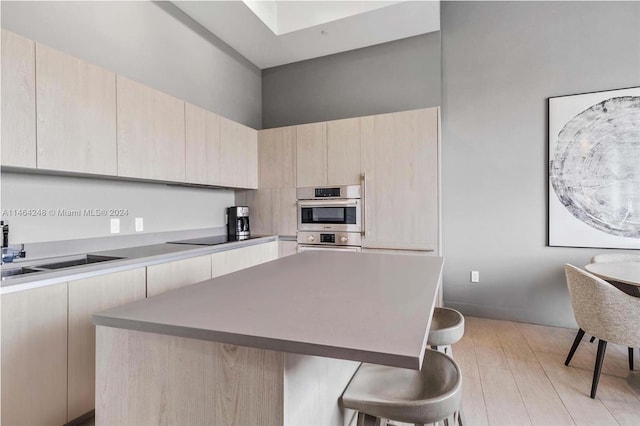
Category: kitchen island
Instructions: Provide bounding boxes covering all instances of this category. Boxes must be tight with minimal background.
[93,251,444,426]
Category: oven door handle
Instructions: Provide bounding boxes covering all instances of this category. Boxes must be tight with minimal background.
[297,200,359,208]
[360,173,366,238]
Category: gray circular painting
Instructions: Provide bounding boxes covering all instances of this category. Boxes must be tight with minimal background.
[550,95,640,238]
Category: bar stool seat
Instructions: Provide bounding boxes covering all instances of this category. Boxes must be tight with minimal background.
[428,307,465,348]
[341,349,462,425]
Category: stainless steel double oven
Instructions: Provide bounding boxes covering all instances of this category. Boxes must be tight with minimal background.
[296,185,362,252]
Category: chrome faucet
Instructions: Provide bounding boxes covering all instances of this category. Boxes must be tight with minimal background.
[1,221,26,264]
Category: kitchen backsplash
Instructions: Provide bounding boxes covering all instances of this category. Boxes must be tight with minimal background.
[0,172,234,244]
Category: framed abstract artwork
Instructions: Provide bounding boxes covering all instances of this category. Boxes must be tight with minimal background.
[548,86,640,249]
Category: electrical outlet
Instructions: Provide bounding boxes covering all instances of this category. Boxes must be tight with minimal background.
[471,270,480,283]
[110,218,120,234]
[135,217,144,232]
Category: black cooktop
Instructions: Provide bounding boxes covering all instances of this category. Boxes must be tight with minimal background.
[168,235,264,246]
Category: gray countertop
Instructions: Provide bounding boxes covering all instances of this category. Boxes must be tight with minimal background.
[1,236,279,294]
[93,251,444,370]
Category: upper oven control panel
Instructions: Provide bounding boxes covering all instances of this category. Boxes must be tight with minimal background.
[296,185,361,200]
[314,187,341,198]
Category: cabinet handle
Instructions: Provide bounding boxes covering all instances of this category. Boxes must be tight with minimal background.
[361,173,366,238]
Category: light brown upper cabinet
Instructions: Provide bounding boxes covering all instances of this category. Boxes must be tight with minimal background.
[258,126,296,189]
[327,117,361,185]
[361,108,439,251]
[185,103,221,185]
[1,29,36,168]
[220,117,258,189]
[116,76,185,182]
[296,122,327,187]
[295,118,361,187]
[36,44,117,174]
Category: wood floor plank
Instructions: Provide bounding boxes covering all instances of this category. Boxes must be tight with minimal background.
[534,351,620,426]
[517,322,576,356]
[468,318,509,369]
[506,357,576,426]
[461,374,490,426]
[493,320,537,362]
[453,334,480,379]
[575,364,640,426]
[489,319,576,424]
[479,366,532,426]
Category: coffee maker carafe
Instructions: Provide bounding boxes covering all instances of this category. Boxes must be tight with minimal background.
[227,206,250,240]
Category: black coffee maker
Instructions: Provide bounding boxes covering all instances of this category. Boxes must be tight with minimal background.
[227,206,250,240]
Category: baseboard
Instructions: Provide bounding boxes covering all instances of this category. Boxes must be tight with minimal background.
[444,300,578,329]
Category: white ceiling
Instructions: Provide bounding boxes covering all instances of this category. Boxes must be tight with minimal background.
[172,1,440,69]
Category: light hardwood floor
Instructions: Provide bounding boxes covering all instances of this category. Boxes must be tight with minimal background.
[455,316,640,426]
[79,316,640,426]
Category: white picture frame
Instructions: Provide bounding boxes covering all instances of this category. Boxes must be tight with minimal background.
[548,87,640,249]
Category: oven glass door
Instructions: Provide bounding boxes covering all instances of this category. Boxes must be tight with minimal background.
[298,200,361,232]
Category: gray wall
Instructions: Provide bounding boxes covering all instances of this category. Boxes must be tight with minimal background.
[441,1,640,328]
[262,32,441,128]
[1,1,261,127]
[0,1,257,244]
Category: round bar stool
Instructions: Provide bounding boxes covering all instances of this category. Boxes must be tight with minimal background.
[340,349,463,426]
[428,307,465,355]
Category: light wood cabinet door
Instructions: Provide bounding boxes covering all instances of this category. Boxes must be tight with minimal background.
[327,117,361,185]
[117,76,185,182]
[236,188,296,236]
[258,126,296,189]
[36,44,117,174]
[67,268,146,421]
[296,122,327,187]
[278,241,298,258]
[272,188,297,236]
[1,29,36,168]
[361,108,439,250]
[1,283,68,426]
[246,126,258,189]
[220,117,258,189]
[211,242,278,278]
[219,118,242,187]
[236,189,273,235]
[147,255,212,297]
[185,103,221,185]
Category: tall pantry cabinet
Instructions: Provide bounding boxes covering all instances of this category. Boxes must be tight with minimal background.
[361,108,439,251]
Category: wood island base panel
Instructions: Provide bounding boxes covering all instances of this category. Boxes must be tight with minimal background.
[96,326,359,426]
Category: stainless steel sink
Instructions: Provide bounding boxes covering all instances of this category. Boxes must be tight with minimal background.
[35,255,122,270]
[1,254,123,280]
[1,266,46,279]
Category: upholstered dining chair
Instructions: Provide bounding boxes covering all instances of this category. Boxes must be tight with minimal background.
[564,264,640,398]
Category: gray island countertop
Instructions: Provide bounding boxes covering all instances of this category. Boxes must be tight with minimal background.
[94,251,444,369]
